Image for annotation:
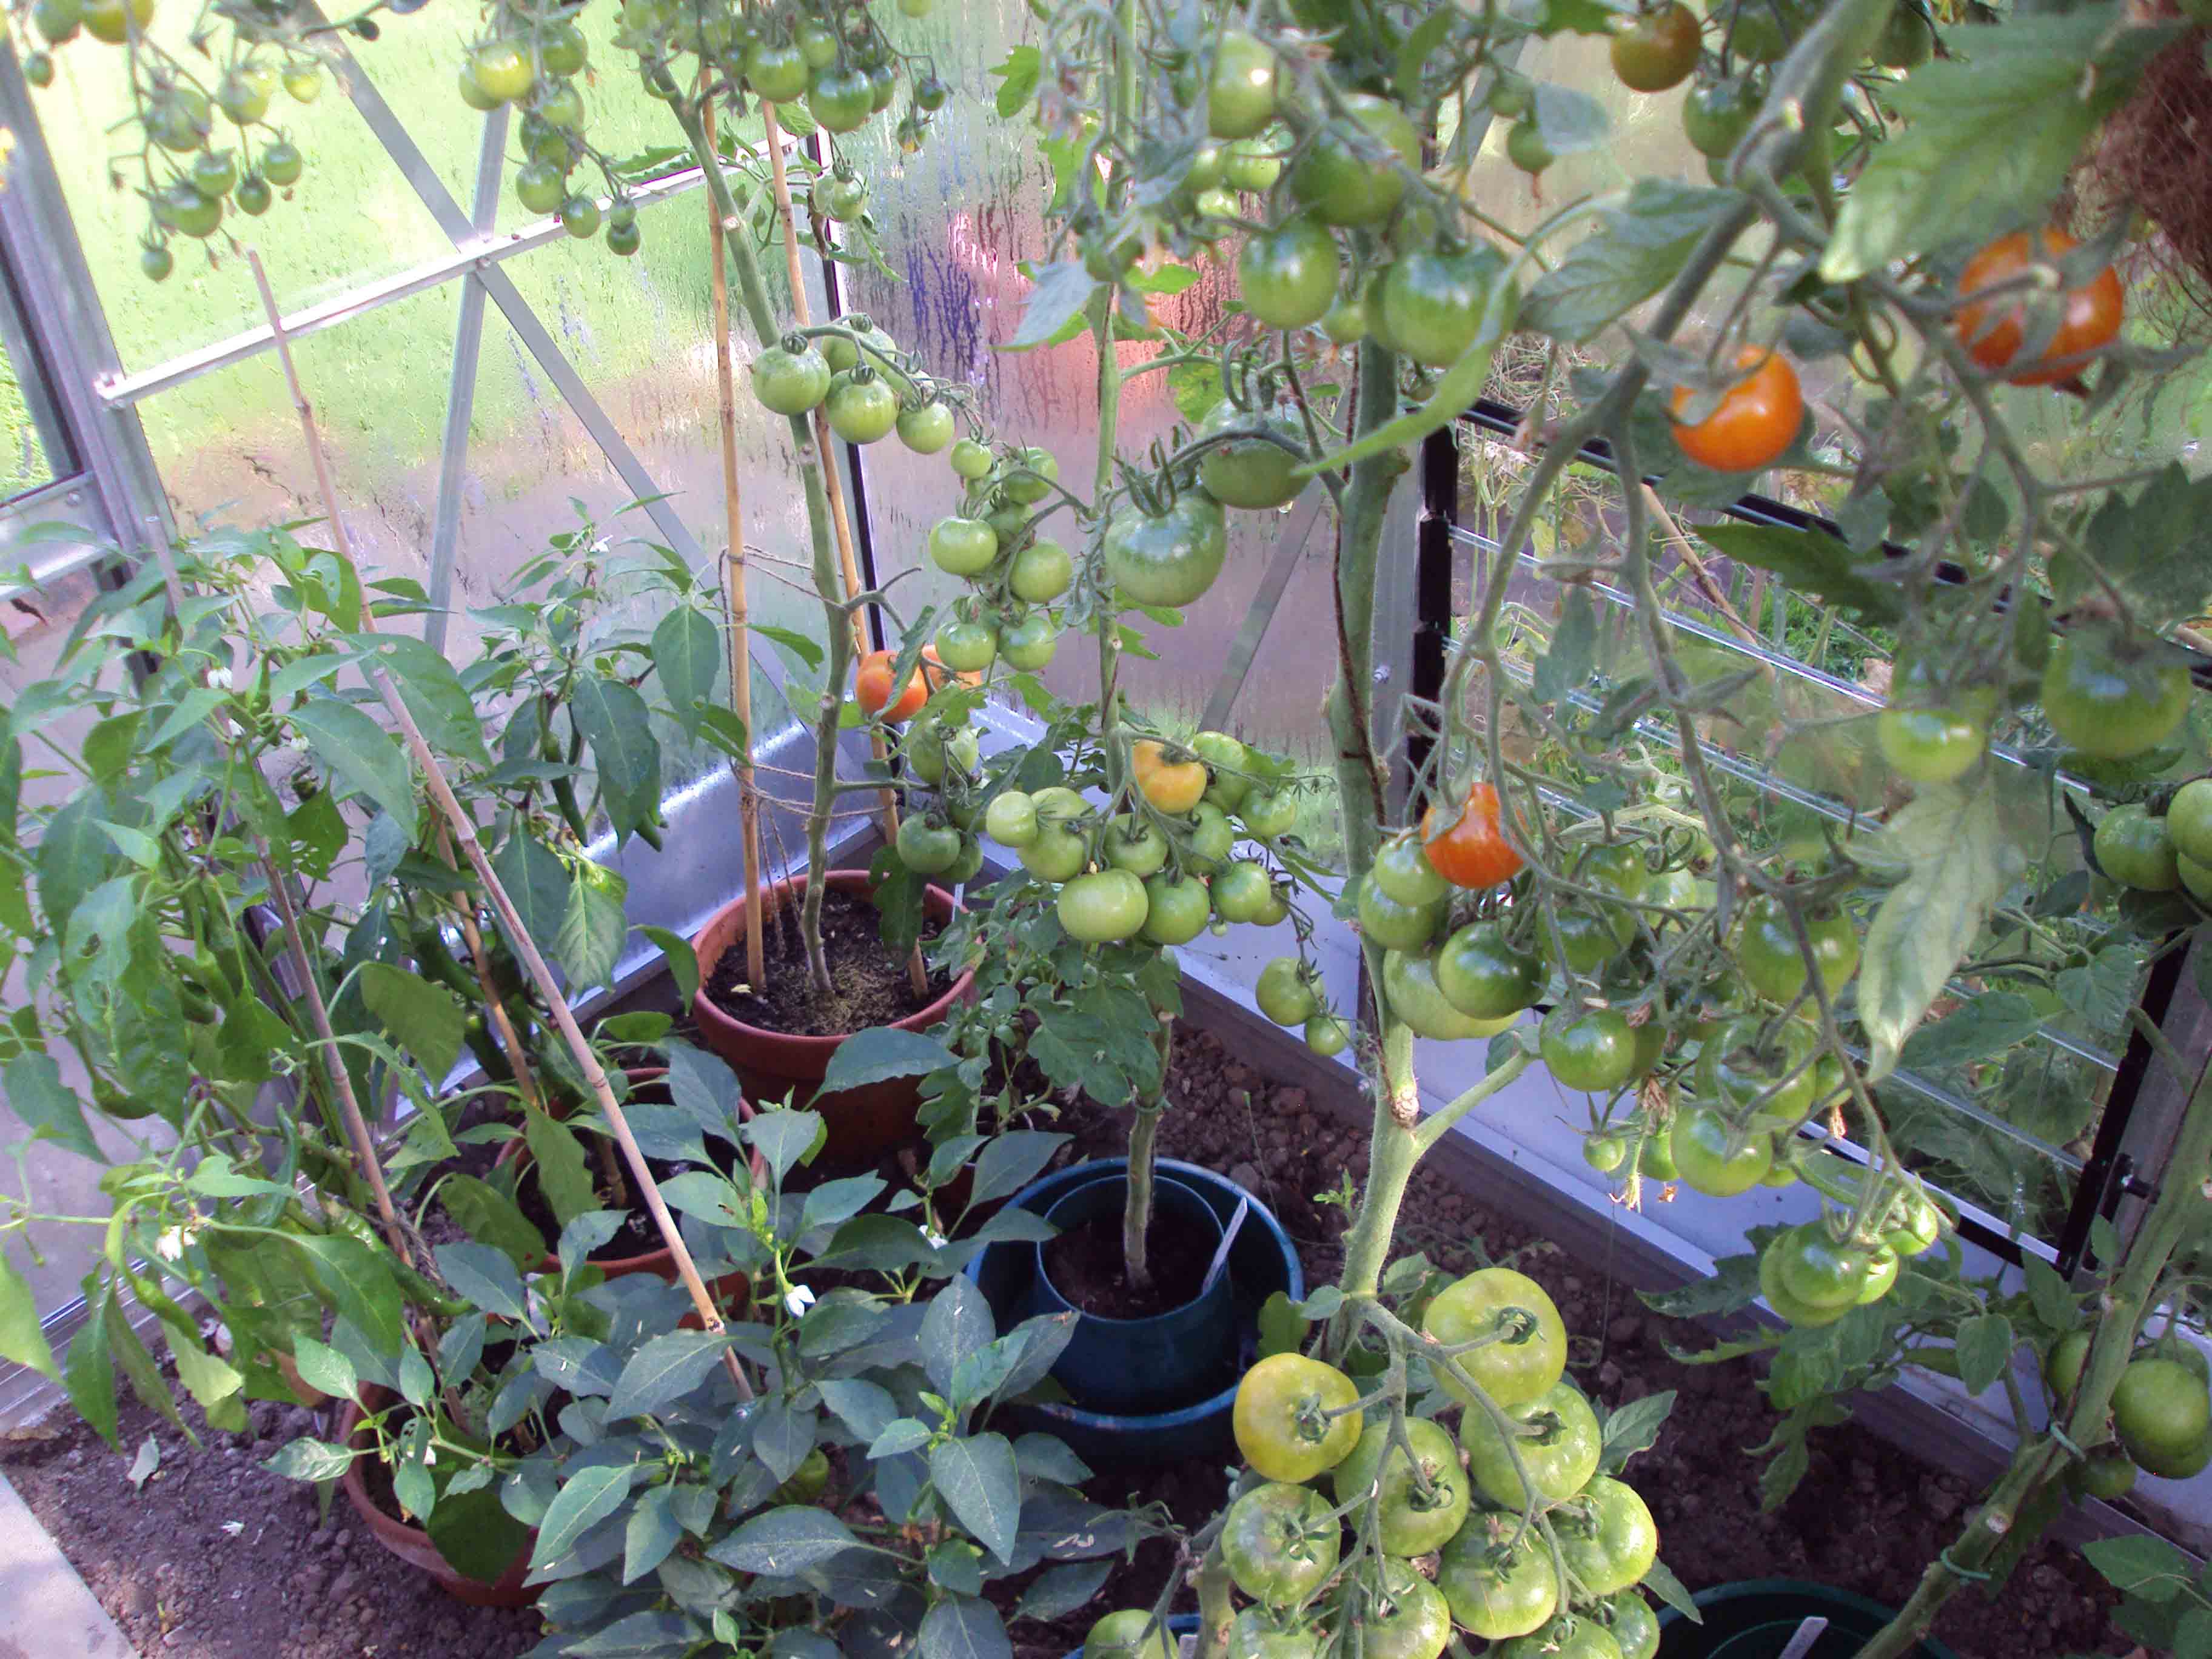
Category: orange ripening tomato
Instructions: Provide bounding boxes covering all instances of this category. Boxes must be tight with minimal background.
[1131,739,1208,814]
[1421,782,1524,890]
[1954,228,2123,386]
[857,644,976,723]
[1668,347,1802,474]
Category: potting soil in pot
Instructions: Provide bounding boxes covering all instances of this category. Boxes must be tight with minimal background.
[702,885,951,1036]
[1039,1203,1215,1321]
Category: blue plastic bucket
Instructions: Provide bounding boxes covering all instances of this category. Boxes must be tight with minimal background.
[1657,1579,1959,1659]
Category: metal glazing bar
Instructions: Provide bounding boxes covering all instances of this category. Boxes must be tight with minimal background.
[1199,488,1327,734]
[0,42,169,556]
[312,25,708,569]
[0,476,117,602]
[95,166,707,412]
[0,235,75,486]
[423,107,509,655]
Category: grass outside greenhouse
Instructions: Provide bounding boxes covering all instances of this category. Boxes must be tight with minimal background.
[1,0,2212,1658]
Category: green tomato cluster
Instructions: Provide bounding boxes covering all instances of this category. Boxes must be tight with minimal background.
[2095,779,2212,903]
[1196,1277,1663,1659]
[2044,1332,2212,1492]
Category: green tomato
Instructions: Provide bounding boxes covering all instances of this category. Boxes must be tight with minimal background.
[1142,872,1212,944]
[1435,922,1543,1020]
[2115,1358,2212,1475]
[1362,1563,1451,1659]
[906,722,979,786]
[950,438,994,480]
[2182,852,2212,905]
[1003,446,1059,505]
[809,66,876,132]
[1682,77,1755,156]
[468,39,535,103]
[190,149,237,199]
[1236,216,1341,330]
[896,815,962,875]
[985,791,1038,847]
[1188,731,1251,811]
[928,515,1000,577]
[515,159,567,215]
[1373,833,1452,906]
[1104,492,1228,608]
[1384,950,1518,1043]
[1305,1014,1351,1057]
[1256,957,1320,1027]
[742,38,810,101]
[1358,874,1442,951]
[1539,1005,1639,1093]
[2096,803,2182,893]
[32,0,79,45]
[1421,1265,1566,1409]
[1228,1609,1319,1659]
[218,69,272,125]
[1181,802,1237,871]
[1085,1609,1176,1659]
[1208,28,1279,139]
[1239,789,1297,840]
[260,139,303,186]
[1376,244,1507,369]
[896,400,954,454]
[1105,815,1169,876]
[233,173,272,215]
[139,241,175,281]
[559,195,602,240]
[1669,1105,1774,1196]
[1578,843,1649,944]
[540,21,588,75]
[1059,869,1149,944]
[825,370,901,443]
[813,169,871,223]
[1498,1615,1625,1659]
[2042,635,2193,762]
[933,617,998,674]
[1460,1378,1602,1507]
[1330,1415,1470,1557]
[751,343,832,415]
[1436,1512,1558,1641]
[1546,904,1620,974]
[1735,894,1860,1003]
[1010,539,1073,603]
[1554,1476,1658,1598]
[2167,778,2212,866]
[1214,860,1287,927]
[1877,706,1986,785]
[1695,1015,1817,1125]
[1769,1222,1876,1310]
[1291,92,1421,226]
[152,182,221,238]
[1505,119,1553,175]
[1000,613,1059,671]
[1601,1594,1661,1659]
[1020,822,1088,882]
[1583,1133,1628,1173]
[1221,1482,1341,1607]
[1224,134,1287,191]
[147,88,213,152]
[1198,400,1307,510]
[1757,1245,1845,1328]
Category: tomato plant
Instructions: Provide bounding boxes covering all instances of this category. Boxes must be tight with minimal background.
[1668,348,1803,473]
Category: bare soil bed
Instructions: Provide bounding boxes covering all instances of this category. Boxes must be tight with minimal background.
[1,1028,2121,1659]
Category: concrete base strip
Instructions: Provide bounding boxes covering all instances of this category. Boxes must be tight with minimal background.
[0,1469,138,1658]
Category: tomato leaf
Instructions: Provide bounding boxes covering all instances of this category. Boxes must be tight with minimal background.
[1897,991,2043,1076]
[990,45,1041,118]
[1641,1558,1701,1622]
[2084,1534,2197,1602]
[1004,261,1101,353]
[2057,463,2212,632]
[1597,1389,1674,1473]
[1691,522,1905,626]
[1532,81,1609,156]
[1820,8,2168,283]
[1521,181,1740,343]
[1856,783,2019,1081]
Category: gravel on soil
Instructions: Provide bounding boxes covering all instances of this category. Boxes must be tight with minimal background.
[0,1028,2123,1659]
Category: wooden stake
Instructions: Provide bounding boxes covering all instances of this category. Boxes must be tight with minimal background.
[760,106,928,999]
[706,98,768,990]
[246,249,751,1397]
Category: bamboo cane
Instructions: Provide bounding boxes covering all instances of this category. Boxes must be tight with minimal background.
[246,250,751,1397]
[760,104,928,999]
[705,99,769,990]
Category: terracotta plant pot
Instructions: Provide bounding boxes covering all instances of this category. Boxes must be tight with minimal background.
[689,869,973,1158]
[495,1067,761,1309]
[338,1386,535,1608]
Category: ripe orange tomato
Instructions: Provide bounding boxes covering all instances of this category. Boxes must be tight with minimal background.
[1954,228,2123,386]
[1668,347,1803,473]
[1131,740,1208,814]
[854,648,926,722]
[856,645,970,723]
[1420,782,1524,890]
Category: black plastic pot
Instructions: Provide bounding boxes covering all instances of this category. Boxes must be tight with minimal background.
[1024,1174,1237,1416]
[967,1157,1302,1467]
[1657,1580,1959,1659]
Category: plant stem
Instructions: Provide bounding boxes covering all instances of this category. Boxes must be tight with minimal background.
[1326,340,1404,867]
[1123,1104,1161,1286]
[1193,1539,1235,1658]
[1857,1036,2212,1659]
